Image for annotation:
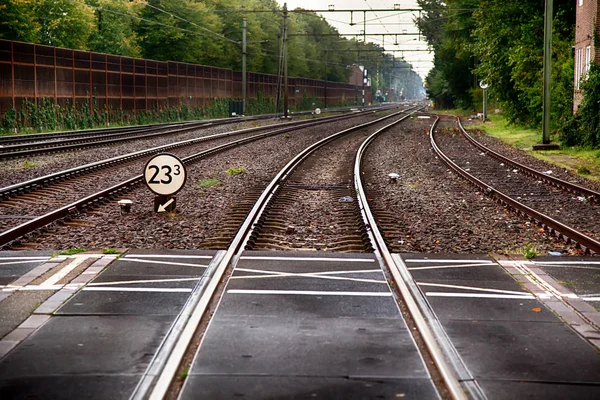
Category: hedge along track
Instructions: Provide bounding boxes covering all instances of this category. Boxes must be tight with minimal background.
[431,116,600,255]
[0,109,391,248]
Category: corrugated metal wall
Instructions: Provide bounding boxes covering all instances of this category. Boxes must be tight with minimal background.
[0,40,369,115]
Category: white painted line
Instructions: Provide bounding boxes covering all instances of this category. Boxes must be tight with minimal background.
[239,256,375,263]
[83,287,193,293]
[232,267,386,284]
[40,257,89,287]
[0,257,50,261]
[124,255,214,259]
[533,261,600,265]
[417,282,533,296]
[408,263,494,271]
[227,289,391,297]
[88,277,201,286]
[0,260,52,266]
[583,297,600,301]
[426,292,536,299]
[404,259,494,264]
[120,258,209,268]
[1,285,64,291]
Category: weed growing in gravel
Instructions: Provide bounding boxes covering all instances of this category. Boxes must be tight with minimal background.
[198,177,220,187]
[179,366,190,381]
[55,247,87,256]
[21,160,37,168]
[102,248,120,254]
[577,165,591,175]
[226,166,246,176]
[521,243,538,259]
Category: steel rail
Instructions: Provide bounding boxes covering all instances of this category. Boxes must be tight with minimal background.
[0,103,386,147]
[457,118,599,203]
[0,110,368,201]
[144,108,418,400]
[431,119,600,255]
[0,118,268,160]
[0,108,394,247]
[0,123,193,154]
[353,115,470,399]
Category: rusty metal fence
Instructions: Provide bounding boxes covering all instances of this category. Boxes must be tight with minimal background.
[0,40,368,116]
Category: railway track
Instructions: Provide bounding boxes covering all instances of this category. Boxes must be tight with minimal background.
[128,107,473,400]
[0,108,399,248]
[0,117,266,160]
[431,116,600,254]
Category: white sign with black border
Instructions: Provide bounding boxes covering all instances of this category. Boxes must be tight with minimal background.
[144,153,187,212]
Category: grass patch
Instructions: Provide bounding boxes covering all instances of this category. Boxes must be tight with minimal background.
[226,166,246,176]
[53,247,87,257]
[21,160,37,168]
[178,366,190,381]
[520,243,538,259]
[198,177,220,188]
[102,248,120,254]
[468,114,600,182]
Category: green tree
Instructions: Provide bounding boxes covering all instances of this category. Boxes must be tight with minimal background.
[0,0,39,42]
[136,0,225,64]
[472,0,574,126]
[87,0,143,57]
[36,0,96,49]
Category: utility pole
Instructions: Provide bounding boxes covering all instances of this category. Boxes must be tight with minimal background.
[283,3,289,118]
[535,0,559,150]
[324,48,328,108]
[242,18,247,115]
[275,32,282,115]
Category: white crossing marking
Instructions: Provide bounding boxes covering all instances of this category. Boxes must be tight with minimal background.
[0,260,51,266]
[239,256,375,262]
[404,259,494,264]
[426,292,536,299]
[582,297,600,301]
[120,258,209,268]
[88,277,201,286]
[40,257,91,287]
[1,285,64,291]
[408,263,494,271]
[232,268,386,284]
[418,282,533,296]
[227,289,391,297]
[533,261,600,265]
[124,254,214,259]
[0,257,50,261]
[83,287,192,293]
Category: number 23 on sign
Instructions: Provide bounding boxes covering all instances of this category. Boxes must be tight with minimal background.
[144,153,187,196]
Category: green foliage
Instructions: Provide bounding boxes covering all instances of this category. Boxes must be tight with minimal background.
[36,0,96,49]
[226,166,245,175]
[198,177,220,188]
[572,65,600,148]
[102,248,120,254]
[58,247,87,256]
[521,243,538,259]
[21,159,37,168]
[0,0,39,42]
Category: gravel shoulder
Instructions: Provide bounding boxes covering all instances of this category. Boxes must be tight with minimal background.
[363,115,573,255]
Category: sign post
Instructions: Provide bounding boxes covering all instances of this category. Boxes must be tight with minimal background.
[144,153,187,213]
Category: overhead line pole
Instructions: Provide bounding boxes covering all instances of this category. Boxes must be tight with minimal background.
[283,3,289,119]
[242,18,247,115]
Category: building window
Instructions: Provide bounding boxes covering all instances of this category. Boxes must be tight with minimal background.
[586,46,591,79]
[579,0,583,6]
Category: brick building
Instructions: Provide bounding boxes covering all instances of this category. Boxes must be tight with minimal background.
[574,0,598,110]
